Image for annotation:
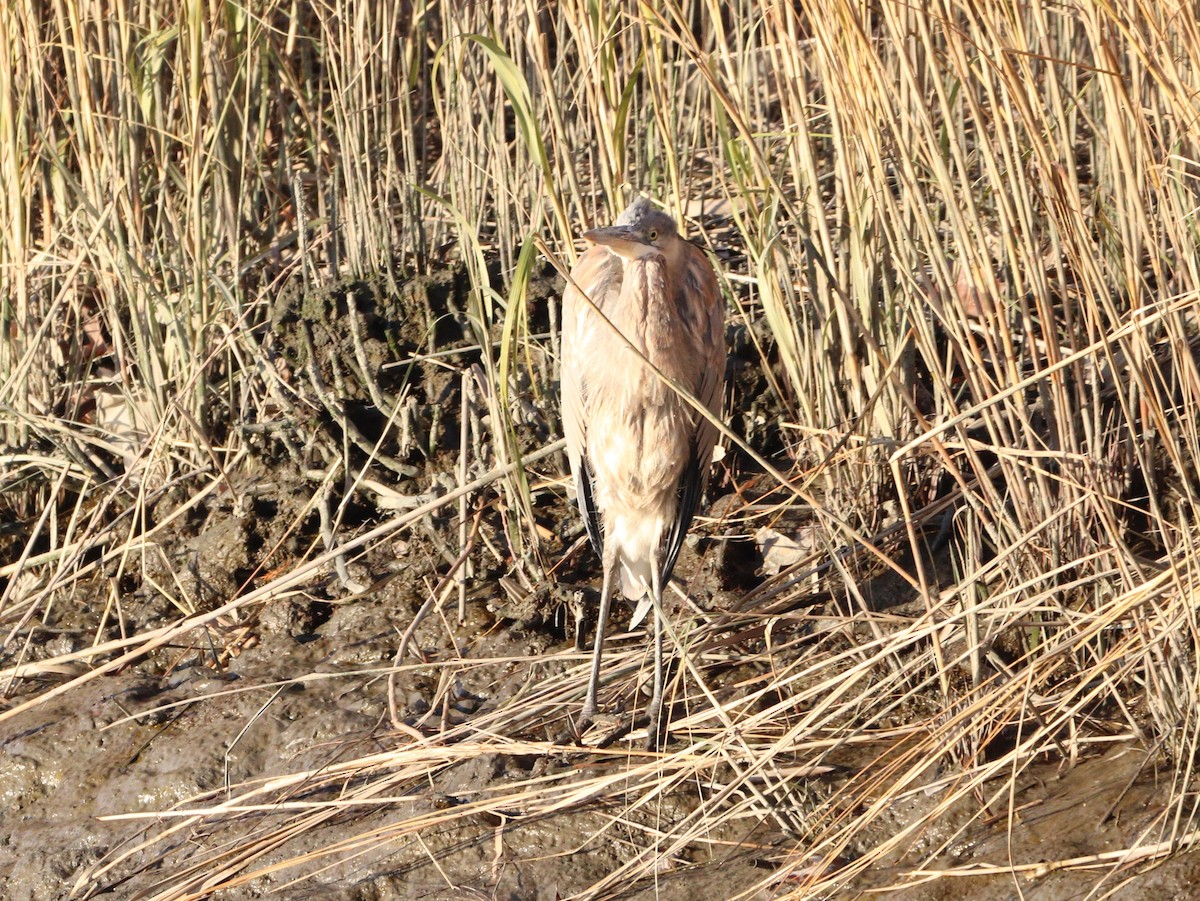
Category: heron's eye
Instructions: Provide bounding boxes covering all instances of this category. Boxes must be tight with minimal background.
[648,229,659,241]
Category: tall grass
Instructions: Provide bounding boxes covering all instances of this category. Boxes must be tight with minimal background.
[3,0,1200,896]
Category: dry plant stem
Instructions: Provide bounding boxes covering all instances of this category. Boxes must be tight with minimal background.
[344,278,397,417]
[389,508,484,730]
[317,470,367,594]
[457,368,473,622]
[356,478,437,510]
[416,515,463,570]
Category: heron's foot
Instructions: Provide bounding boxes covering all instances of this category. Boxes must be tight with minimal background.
[553,720,586,746]
[581,697,597,722]
[555,708,640,748]
[581,709,660,749]
[644,704,667,751]
[550,693,600,746]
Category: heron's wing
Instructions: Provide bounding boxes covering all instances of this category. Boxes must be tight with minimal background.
[661,244,726,586]
[561,245,622,557]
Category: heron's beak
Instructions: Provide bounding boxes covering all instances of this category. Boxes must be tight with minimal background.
[583,225,657,260]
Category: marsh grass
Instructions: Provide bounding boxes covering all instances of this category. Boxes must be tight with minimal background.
[3,0,1200,897]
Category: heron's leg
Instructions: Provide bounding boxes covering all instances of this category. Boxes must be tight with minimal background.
[581,542,617,723]
[647,554,666,748]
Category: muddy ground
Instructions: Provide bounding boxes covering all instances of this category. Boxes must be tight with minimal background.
[2,267,1197,900]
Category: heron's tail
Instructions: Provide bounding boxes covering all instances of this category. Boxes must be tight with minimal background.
[611,511,664,626]
[618,558,651,601]
[619,558,655,628]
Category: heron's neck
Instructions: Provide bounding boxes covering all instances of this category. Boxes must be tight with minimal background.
[618,256,669,343]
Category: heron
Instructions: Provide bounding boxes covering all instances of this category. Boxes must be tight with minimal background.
[560,196,726,740]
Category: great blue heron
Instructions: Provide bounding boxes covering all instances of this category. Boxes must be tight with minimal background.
[560,197,726,740]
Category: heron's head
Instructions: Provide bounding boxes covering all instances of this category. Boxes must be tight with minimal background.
[583,198,681,262]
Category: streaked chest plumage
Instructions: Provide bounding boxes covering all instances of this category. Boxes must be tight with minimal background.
[574,255,703,509]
